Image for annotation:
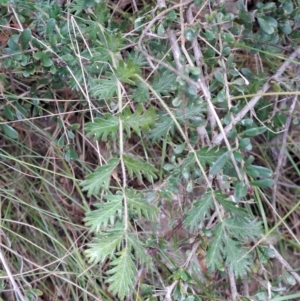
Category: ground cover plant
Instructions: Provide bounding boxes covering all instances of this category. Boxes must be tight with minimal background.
[1,0,300,300]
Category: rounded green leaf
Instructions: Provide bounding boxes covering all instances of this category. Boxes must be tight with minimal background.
[239,138,251,150]
[20,28,31,49]
[259,2,276,11]
[1,124,19,139]
[67,130,75,139]
[172,97,182,107]
[214,71,224,84]
[257,17,274,34]
[238,10,253,24]
[185,28,196,41]
[186,181,193,193]
[4,106,14,121]
[65,146,78,162]
[221,46,231,56]
[210,151,230,176]
[246,165,273,178]
[243,127,266,137]
[174,143,185,154]
[157,24,165,37]
[217,89,226,103]
[239,118,253,126]
[250,178,274,188]
[282,270,296,286]
[282,0,294,14]
[8,35,20,51]
[41,52,53,67]
[46,18,56,37]
[234,182,248,201]
[163,163,174,171]
[57,135,65,147]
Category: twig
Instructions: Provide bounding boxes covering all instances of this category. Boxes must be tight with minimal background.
[269,244,300,285]
[272,94,297,221]
[212,46,300,145]
[186,5,216,134]
[157,0,166,8]
[0,248,27,301]
[167,29,183,71]
[138,0,199,88]
[243,276,249,297]
[228,268,238,300]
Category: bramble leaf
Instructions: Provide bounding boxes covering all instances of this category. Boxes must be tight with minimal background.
[115,59,141,85]
[81,158,120,196]
[122,104,157,136]
[153,69,177,94]
[123,154,158,183]
[209,151,230,176]
[225,237,252,278]
[184,192,214,231]
[183,147,227,171]
[126,189,158,221]
[85,114,119,141]
[206,223,224,272]
[224,217,262,241]
[107,248,137,300]
[84,194,123,232]
[85,230,123,264]
[149,116,174,141]
[206,218,260,277]
[91,75,118,99]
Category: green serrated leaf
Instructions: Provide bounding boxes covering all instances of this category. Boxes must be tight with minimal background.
[122,104,157,136]
[127,189,158,221]
[1,124,19,139]
[84,195,123,231]
[123,155,157,183]
[85,114,119,141]
[224,218,262,240]
[153,69,177,94]
[81,158,120,196]
[226,240,252,278]
[184,192,214,231]
[190,147,228,169]
[206,223,224,272]
[85,230,123,264]
[115,59,140,85]
[107,248,137,300]
[149,117,174,141]
[217,195,248,218]
[91,75,118,99]
[131,82,149,102]
[127,233,151,266]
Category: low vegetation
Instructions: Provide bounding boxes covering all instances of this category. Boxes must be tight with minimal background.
[0,0,300,300]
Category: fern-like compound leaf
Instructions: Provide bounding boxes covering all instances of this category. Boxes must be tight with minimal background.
[80,158,119,196]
